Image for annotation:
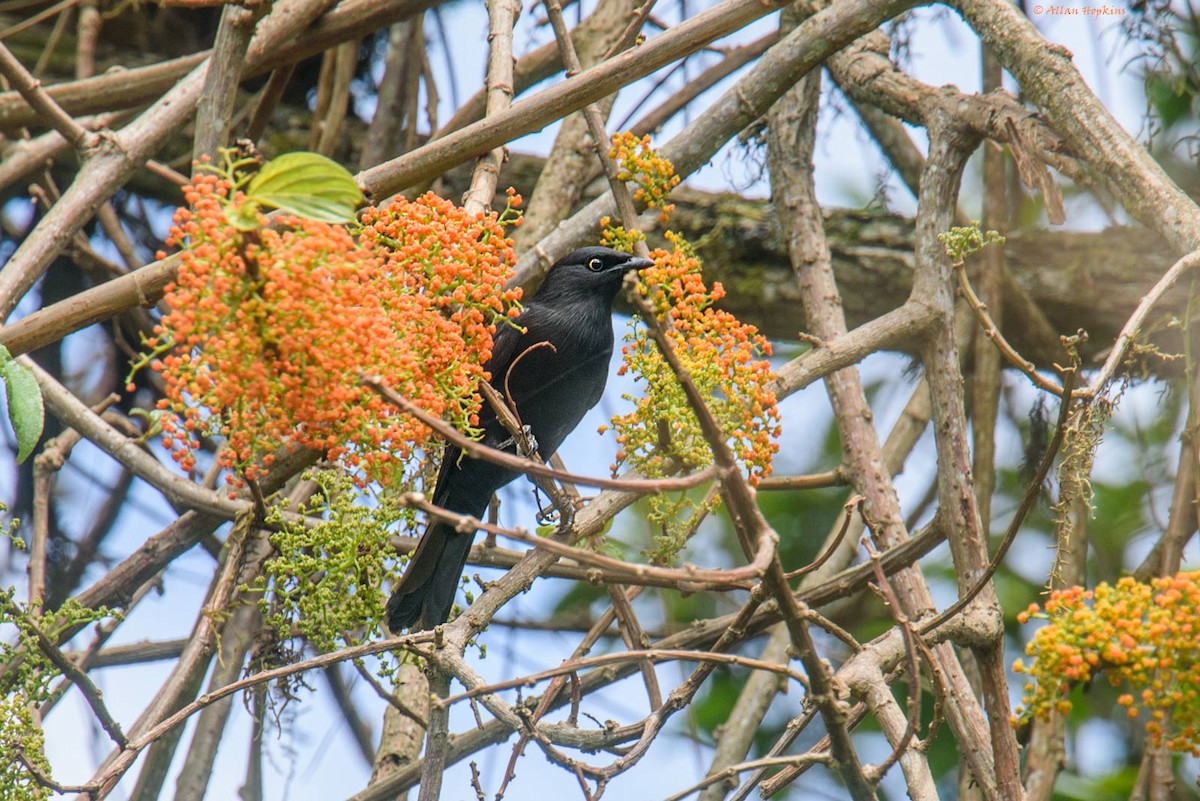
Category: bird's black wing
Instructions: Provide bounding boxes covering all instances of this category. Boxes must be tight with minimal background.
[389,311,548,631]
[479,302,614,454]
[388,297,615,632]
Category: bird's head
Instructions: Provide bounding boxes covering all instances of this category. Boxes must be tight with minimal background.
[532,246,655,306]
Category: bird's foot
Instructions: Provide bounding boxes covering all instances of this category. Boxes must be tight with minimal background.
[517,426,538,458]
[497,425,539,458]
[556,503,576,536]
[535,498,575,536]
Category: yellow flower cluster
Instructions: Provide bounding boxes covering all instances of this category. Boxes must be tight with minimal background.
[610,233,780,561]
[609,131,681,221]
[1014,571,1200,755]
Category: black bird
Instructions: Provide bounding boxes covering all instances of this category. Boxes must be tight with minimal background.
[387,246,654,632]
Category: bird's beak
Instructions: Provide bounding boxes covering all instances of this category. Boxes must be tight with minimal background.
[623,256,655,273]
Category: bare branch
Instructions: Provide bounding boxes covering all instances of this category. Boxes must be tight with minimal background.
[1085,249,1200,398]
[193,3,262,162]
[0,39,97,148]
[950,0,1200,253]
[363,376,718,493]
[440,647,809,709]
[461,0,520,215]
[14,601,127,748]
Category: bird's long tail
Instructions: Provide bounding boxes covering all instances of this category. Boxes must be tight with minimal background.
[386,517,477,632]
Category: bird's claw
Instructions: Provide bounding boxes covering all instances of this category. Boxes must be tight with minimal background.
[518,426,538,458]
[535,498,575,534]
[498,425,538,458]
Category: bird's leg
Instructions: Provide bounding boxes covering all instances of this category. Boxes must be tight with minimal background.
[554,499,575,536]
[478,380,540,457]
[520,425,538,457]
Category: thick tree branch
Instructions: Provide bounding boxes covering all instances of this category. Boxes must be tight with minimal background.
[949,0,1200,252]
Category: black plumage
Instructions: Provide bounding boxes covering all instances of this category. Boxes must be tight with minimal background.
[386,246,653,632]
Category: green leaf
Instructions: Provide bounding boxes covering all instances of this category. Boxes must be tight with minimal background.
[245,152,362,224]
[227,199,263,232]
[128,408,168,443]
[1,359,44,463]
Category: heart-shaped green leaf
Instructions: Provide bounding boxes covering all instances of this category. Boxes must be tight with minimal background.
[246,152,363,224]
[1,357,44,463]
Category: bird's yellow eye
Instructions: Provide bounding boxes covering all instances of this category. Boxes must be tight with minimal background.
[587,258,604,272]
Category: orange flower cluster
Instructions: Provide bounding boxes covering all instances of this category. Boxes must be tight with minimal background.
[609,131,680,219]
[1014,571,1200,755]
[609,233,780,557]
[149,172,521,485]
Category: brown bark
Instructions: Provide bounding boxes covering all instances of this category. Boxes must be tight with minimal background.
[1,159,1185,380]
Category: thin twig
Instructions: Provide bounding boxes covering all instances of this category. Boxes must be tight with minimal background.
[359,0,793,200]
[400,492,764,590]
[954,258,1068,397]
[606,586,663,710]
[24,357,247,518]
[363,375,718,492]
[461,0,519,215]
[15,603,127,748]
[441,648,809,708]
[494,601,629,799]
[783,495,860,579]
[14,749,96,797]
[86,631,434,796]
[755,703,874,797]
[0,39,96,147]
[757,468,846,490]
[353,661,428,729]
[1085,248,1200,398]
[622,32,777,136]
[246,64,295,142]
[920,333,1079,636]
[663,751,832,801]
[626,288,875,799]
[480,361,579,528]
[863,542,922,783]
[726,706,821,801]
